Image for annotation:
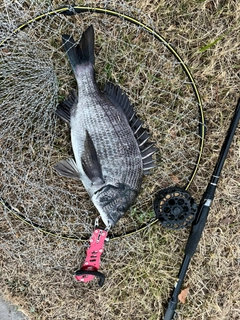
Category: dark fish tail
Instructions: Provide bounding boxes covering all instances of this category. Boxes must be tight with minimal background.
[62,25,95,71]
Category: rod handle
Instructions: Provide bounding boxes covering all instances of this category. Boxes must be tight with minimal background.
[185,204,210,256]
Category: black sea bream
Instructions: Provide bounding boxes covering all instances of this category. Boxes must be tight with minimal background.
[54,25,156,228]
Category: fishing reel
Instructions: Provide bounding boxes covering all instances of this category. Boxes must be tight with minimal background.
[154,186,198,229]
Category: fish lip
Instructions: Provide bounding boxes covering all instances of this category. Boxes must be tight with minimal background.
[103,215,120,229]
[105,215,117,228]
[108,212,123,227]
[106,219,114,229]
[92,196,117,228]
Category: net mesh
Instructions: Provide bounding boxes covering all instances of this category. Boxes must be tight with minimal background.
[0,1,204,241]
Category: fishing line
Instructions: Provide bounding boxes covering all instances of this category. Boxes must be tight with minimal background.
[0,3,205,241]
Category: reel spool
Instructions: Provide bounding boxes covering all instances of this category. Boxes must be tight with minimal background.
[154,187,198,229]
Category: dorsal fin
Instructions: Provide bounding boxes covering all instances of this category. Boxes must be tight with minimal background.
[56,90,78,124]
[104,82,135,121]
[104,82,157,174]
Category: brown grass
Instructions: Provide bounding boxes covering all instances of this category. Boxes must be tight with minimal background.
[0,0,239,319]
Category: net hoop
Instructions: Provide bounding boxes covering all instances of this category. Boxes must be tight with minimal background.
[0,5,205,241]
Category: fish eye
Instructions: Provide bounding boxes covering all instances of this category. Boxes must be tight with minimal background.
[116,205,126,212]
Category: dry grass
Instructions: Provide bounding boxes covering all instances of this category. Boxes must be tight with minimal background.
[0,0,239,319]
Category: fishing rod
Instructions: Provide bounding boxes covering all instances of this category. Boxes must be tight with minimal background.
[163,98,240,320]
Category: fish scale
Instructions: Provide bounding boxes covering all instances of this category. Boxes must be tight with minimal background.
[73,103,142,190]
[72,69,142,191]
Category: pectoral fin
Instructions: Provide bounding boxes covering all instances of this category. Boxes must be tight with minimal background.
[54,158,80,180]
[81,130,104,186]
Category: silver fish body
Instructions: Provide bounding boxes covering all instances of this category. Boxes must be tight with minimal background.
[54,26,156,227]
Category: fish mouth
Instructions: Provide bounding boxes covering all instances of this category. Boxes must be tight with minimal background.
[107,212,124,228]
[101,212,122,229]
[91,194,121,228]
[103,216,118,229]
[93,202,117,228]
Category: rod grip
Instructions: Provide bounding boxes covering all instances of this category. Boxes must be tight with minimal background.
[185,204,210,256]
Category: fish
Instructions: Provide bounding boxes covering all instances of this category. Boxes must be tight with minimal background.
[54,25,157,228]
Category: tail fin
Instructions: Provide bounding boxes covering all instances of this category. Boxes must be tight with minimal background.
[62,25,95,71]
